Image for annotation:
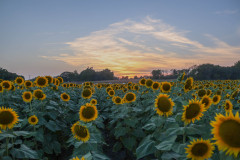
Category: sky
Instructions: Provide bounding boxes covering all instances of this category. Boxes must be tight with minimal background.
[1,0,240,79]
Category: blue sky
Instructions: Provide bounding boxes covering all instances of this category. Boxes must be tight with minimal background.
[1,0,240,78]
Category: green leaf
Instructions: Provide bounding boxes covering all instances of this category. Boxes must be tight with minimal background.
[136,135,156,160]
[13,131,31,137]
[121,137,136,151]
[172,143,187,154]
[49,100,58,106]
[113,142,122,152]
[2,156,12,160]
[10,144,39,159]
[161,151,181,160]
[142,122,156,131]
[155,135,177,151]
[114,127,130,138]
[45,120,60,132]
[91,151,110,160]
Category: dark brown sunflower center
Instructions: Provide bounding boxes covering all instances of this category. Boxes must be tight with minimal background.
[82,89,91,98]
[91,100,96,104]
[25,82,31,87]
[62,94,69,100]
[74,125,88,138]
[213,96,219,102]
[140,79,146,85]
[115,97,121,103]
[157,97,171,112]
[31,117,36,122]
[82,107,95,119]
[34,91,44,98]
[219,120,240,147]
[16,79,23,84]
[24,93,31,99]
[162,84,170,91]
[191,143,208,156]
[3,82,10,89]
[146,80,153,87]
[185,103,200,119]
[126,93,134,101]
[152,83,159,89]
[109,91,114,95]
[37,78,47,86]
[0,111,14,125]
[202,98,209,107]
[198,90,206,98]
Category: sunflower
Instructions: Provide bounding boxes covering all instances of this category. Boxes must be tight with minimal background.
[184,77,194,92]
[152,82,160,90]
[57,77,64,84]
[62,83,68,88]
[139,78,146,85]
[133,85,140,91]
[224,100,233,113]
[1,80,12,91]
[0,107,19,130]
[28,115,38,125]
[24,80,33,88]
[0,85,3,93]
[60,93,70,102]
[185,138,214,160]
[161,82,171,93]
[106,87,113,93]
[53,78,60,86]
[124,92,136,103]
[10,84,16,91]
[71,156,85,160]
[212,95,221,105]
[33,89,46,100]
[230,89,239,99]
[51,85,58,91]
[35,76,48,88]
[155,94,174,117]
[108,90,115,97]
[211,112,240,157]
[22,91,32,103]
[197,89,206,98]
[81,89,92,99]
[45,76,53,84]
[145,79,153,88]
[200,96,212,110]
[71,121,90,142]
[90,99,97,105]
[113,96,123,105]
[79,103,98,122]
[182,99,205,124]
[206,89,212,96]
[15,77,24,85]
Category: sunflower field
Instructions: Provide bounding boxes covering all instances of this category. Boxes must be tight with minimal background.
[0,74,240,160]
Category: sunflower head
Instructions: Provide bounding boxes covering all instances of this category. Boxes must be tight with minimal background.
[124,92,136,103]
[22,91,32,103]
[1,81,12,91]
[212,95,221,105]
[45,76,53,84]
[90,99,97,105]
[33,89,46,100]
[35,76,48,88]
[71,122,90,142]
[106,87,113,93]
[197,89,206,98]
[145,79,153,88]
[185,138,214,160]
[24,80,33,88]
[182,99,205,124]
[79,103,98,122]
[155,94,174,117]
[161,82,172,93]
[81,89,92,99]
[57,77,64,84]
[139,78,146,85]
[113,96,123,105]
[28,115,38,125]
[200,95,212,110]
[61,93,70,102]
[224,100,233,113]
[211,112,240,157]
[230,89,239,99]
[15,77,24,85]
[184,77,194,92]
[108,90,115,97]
[152,82,160,90]
[0,85,3,93]
[0,107,19,130]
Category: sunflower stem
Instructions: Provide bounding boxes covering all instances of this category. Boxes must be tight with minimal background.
[183,123,188,144]
[6,137,9,156]
[30,101,32,113]
[34,126,38,150]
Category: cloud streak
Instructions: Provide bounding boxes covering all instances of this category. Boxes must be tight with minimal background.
[41,16,240,77]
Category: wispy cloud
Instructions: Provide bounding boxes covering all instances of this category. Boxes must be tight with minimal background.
[41,16,240,77]
[215,9,238,15]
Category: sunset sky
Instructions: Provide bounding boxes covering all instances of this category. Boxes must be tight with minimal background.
[1,0,240,79]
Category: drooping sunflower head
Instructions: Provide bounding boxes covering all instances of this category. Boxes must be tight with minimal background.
[61,93,70,102]
[1,80,12,91]
[197,89,207,98]
[0,107,19,130]
[28,115,38,125]
[79,104,98,122]
[152,82,160,90]
[81,89,92,99]
[35,76,48,88]
[230,89,239,100]
[224,100,233,113]
[182,99,205,124]
[185,138,214,160]
[33,89,46,100]
[155,94,174,117]
[45,76,53,84]
[139,78,146,85]
[90,99,97,105]
[22,91,32,103]
[200,95,212,110]
[24,80,33,88]
[161,82,172,93]
[53,78,60,86]
[108,90,115,97]
[145,79,153,88]
[206,89,212,96]
[71,122,90,142]
[113,96,123,105]
[212,95,221,105]
[184,77,194,92]
[15,77,24,85]
[211,112,240,157]
[57,77,64,84]
[124,92,136,103]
